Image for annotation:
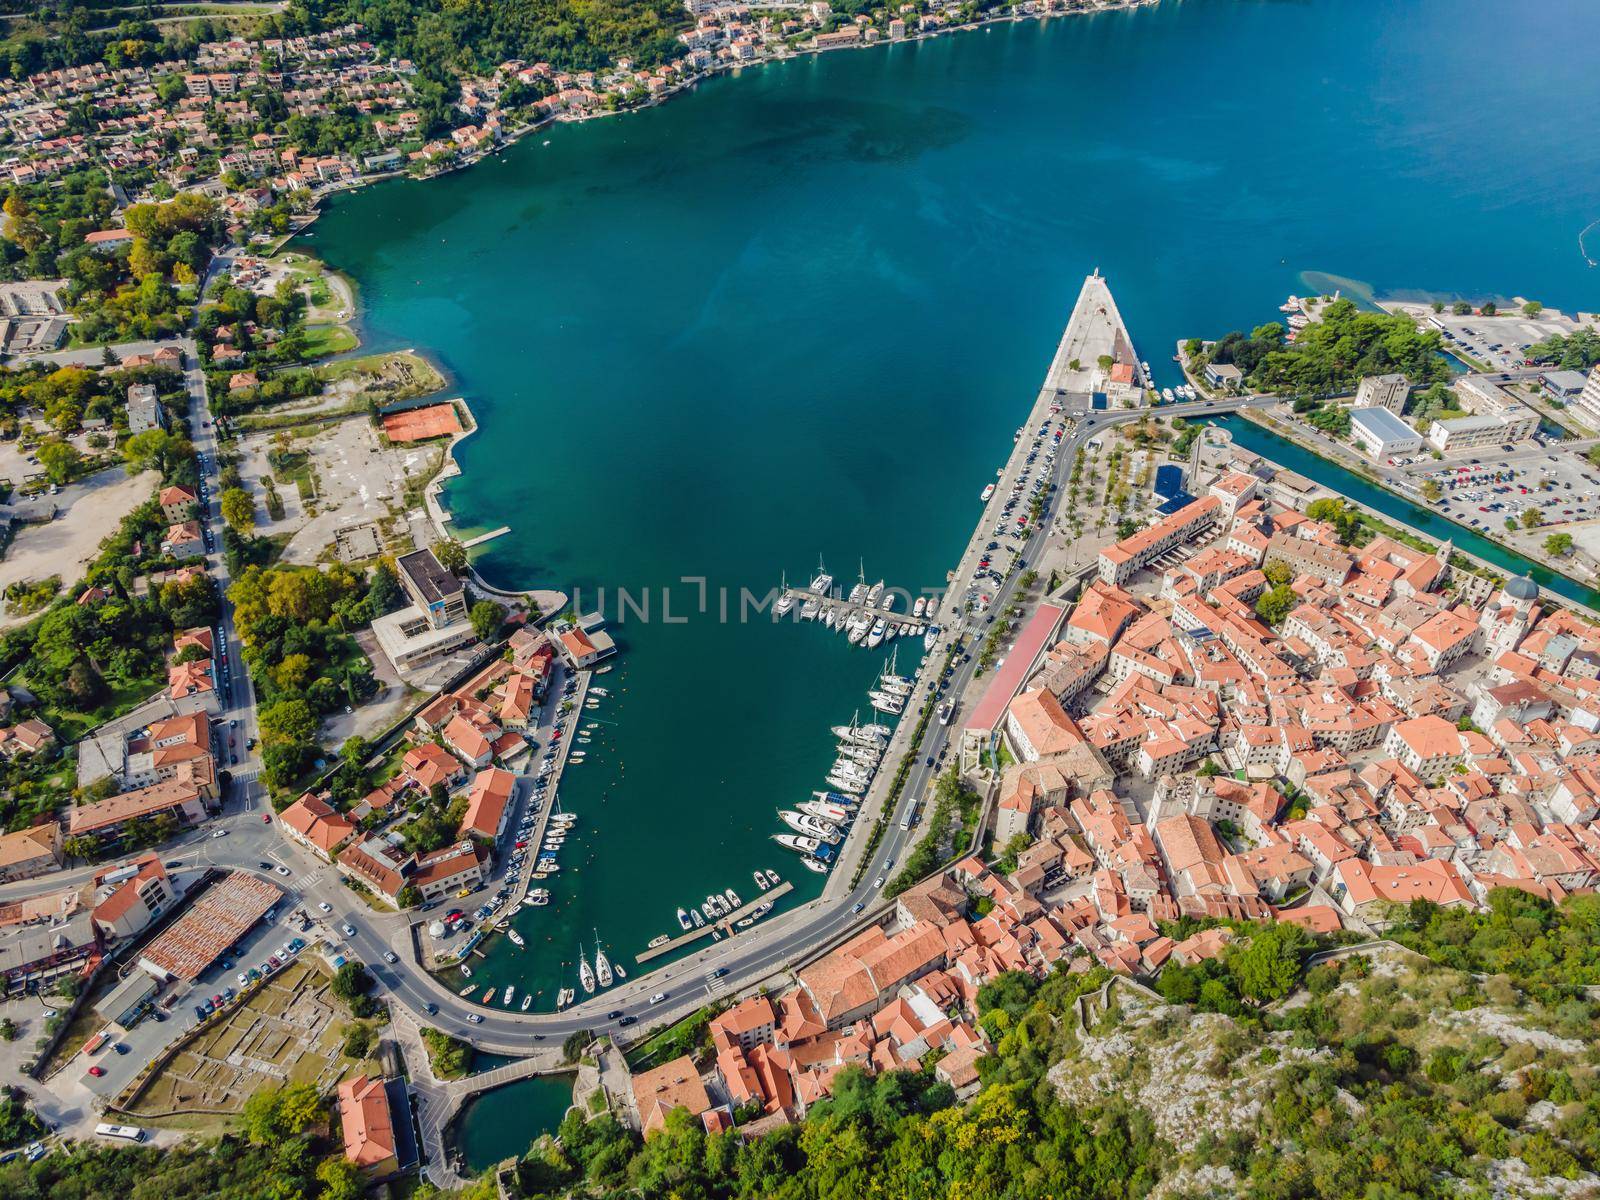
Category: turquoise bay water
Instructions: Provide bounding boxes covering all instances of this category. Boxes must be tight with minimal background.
[309,0,1600,1154]
[457,1074,575,1171]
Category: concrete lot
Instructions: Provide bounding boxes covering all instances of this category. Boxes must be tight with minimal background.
[0,465,159,624]
[237,416,436,566]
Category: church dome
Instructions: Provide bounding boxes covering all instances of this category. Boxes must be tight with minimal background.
[1503,575,1538,602]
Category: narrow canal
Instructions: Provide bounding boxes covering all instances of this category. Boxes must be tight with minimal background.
[1209,415,1600,610]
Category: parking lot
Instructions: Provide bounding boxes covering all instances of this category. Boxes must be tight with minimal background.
[1386,302,1593,372]
[1409,448,1600,533]
[964,414,1066,616]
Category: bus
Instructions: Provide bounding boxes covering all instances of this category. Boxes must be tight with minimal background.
[94,1124,147,1143]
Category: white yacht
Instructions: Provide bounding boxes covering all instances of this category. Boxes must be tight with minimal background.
[774,833,822,854]
[779,810,839,842]
[1161,387,1176,402]
[869,690,905,715]
[754,870,771,891]
[810,557,833,594]
[677,907,692,930]
[800,596,820,621]
[866,618,887,648]
[866,580,885,605]
[578,947,596,993]
[765,869,782,887]
[849,560,867,604]
[801,799,851,823]
[801,858,828,875]
[879,591,897,612]
[913,597,927,618]
[594,936,613,988]
[773,571,794,616]
[723,887,742,909]
[845,614,869,645]
[823,607,837,629]
[824,771,865,796]
[691,908,705,928]
[503,986,515,1005]
[924,625,941,651]
[980,483,996,502]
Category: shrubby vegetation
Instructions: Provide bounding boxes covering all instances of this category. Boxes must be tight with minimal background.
[228,560,393,790]
[1203,300,1449,397]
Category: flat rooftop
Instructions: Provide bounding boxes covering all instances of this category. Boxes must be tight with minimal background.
[1350,406,1418,440]
[396,548,460,605]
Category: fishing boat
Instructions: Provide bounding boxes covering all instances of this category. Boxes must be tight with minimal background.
[754,870,770,891]
[802,858,829,874]
[723,887,742,909]
[521,995,533,1011]
[810,556,833,594]
[677,907,692,930]
[503,986,515,1005]
[556,988,575,1009]
[482,987,496,1003]
[594,934,613,987]
[691,909,705,928]
[508,930,526,948]
[866,618,887,649]
[649,933,671,948]
[774,833,822,854]
[458,983,476,996]
[578,947,596,993]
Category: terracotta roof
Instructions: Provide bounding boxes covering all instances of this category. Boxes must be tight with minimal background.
[337,1074,397,1169]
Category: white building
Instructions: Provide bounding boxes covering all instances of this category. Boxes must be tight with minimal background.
[1427,408,1539,452]
[1575,364,1600,427]
[1349,406,1423,460]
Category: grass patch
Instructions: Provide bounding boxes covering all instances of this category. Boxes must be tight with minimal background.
[300,324,358,359]
[623,1004,719,1072]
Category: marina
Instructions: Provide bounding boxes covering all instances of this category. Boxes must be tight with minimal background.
[775,560,936,648]
[634,880,795,964]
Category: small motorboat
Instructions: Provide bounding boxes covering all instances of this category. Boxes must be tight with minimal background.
[481,987,496,1003]
[754,871,770,891]
[459,964,473,978]
[556,988,574,1008]
[649,934,671,948]
[521,995,533,1011]
[458,983,476,996]
[508,930,526,948]
[503,986,515,1005]
[677,907,692,930]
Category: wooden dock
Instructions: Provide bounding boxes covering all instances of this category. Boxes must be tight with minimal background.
[462,525,511,547]
[634,881,795,964]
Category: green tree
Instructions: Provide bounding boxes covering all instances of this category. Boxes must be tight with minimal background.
[433,538,468,574]
[1254,583,1297,626]
[1521,507,1543,530]
[469,599,505,641]
[1227,923,1311,1004]
[35,439,80,484]
[1261,559,1292,586]
[1421,478,1442,503]
[1545,532,1574,557]
[220,486,256,533]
